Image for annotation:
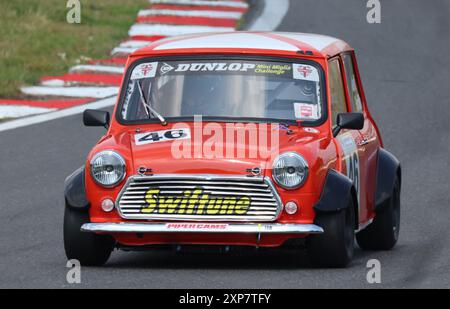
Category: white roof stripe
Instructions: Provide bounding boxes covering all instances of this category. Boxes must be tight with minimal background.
[129,24,234,36]
[150,32,346,53]
[138,9,243,19]
[154,32,299,51]
[274,32,340,51]
[150,0,248,9]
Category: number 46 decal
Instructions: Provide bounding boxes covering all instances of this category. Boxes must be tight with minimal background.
[337,133,360,205]
[135,128,191,146]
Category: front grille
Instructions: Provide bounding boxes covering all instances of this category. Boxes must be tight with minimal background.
[116,175,283,222]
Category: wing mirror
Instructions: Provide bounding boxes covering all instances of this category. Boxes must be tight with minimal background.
[83,109,110,129]
[333,112,364,137]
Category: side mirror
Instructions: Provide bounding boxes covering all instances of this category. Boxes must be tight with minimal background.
[333,112,364,137]
[83,109,110,129]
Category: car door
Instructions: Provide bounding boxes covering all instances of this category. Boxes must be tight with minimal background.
[341,52,379,223]
[328,57,365,224]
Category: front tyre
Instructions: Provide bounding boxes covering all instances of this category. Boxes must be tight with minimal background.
[64,206,114,266]
[356,178,400,250]
[307,200,355,268]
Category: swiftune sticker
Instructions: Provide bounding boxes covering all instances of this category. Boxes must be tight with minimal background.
[141,188,251,215]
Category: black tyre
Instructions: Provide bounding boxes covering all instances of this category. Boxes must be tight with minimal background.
[356,178,400,250]
[64,206,114,266]
[307,199,355,268]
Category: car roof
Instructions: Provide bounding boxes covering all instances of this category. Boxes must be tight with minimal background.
[131,31,353,59]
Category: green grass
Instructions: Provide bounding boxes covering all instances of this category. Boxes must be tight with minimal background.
[0,0,148,98]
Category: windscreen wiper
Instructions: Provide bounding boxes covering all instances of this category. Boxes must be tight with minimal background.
[137,81,167,126]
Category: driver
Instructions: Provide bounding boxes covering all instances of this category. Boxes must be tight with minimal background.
[182,75,226,116]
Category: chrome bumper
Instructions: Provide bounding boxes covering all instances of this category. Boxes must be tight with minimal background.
[81,222,324,234]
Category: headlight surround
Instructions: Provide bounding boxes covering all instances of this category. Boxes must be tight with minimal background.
[90,151,126,187]
[272,152,309,189]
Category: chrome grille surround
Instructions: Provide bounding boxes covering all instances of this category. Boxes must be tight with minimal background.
[116,175,283,222]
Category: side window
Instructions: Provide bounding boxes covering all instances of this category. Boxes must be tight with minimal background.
[343,54,363,112]
[328,59,348,127]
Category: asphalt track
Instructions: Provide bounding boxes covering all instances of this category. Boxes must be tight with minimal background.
[1,0,450,288]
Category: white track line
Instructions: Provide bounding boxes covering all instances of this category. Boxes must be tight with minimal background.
[40,79,119,87]
[0,96,116,133]
[111,40,152,55]
[120,40,153,48]
[248,0,289,31]
[21,86,119,98]
[129,24,233,36]
[149,0,248,9]
[0,105,56,119]
[69,65,124,74]
[40,79,66,87]
[138,9,243,19]
[111,47,139,55]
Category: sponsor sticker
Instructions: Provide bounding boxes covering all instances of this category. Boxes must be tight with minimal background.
[254,63,291,76]
[173,62,256,73]
[128,61,324,80]
[165,223,229,230]
[293,64,320,82]
[168,62,256,75]
[160,62,175,75]
[294,102,319,120]
[129,61,320,81]
[337,133,360,206]
[303,127,320,134]
[135,128,191,146]
[142,188,252,215]
[338,132,357,154]
[131,62,158,80]
[148,61,292,78]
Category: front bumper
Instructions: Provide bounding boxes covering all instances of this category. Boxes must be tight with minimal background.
[81,222,324,234]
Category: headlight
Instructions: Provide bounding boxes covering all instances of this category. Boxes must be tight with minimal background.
[272,152,308,189]
[90,151,126,187]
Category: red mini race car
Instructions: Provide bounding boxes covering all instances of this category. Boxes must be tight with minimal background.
[64,32,401,268]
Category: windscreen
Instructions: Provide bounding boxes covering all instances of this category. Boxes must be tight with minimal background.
[120,59,324,122]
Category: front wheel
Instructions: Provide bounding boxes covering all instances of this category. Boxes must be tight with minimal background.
[64,206,114,266]
[356,178,400,250]
[307,199,355,268]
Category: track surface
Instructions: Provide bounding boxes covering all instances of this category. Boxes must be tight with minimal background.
[1,0,450,288]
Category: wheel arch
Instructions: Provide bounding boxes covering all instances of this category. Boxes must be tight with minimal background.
[375,148,401,212]
[314,169,359,229]
[350,185,359,229]
[64,166,90,211]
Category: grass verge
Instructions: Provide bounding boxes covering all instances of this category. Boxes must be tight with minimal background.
[0,0,147,98]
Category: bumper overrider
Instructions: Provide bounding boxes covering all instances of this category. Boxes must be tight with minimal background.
[81,222,324,234]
